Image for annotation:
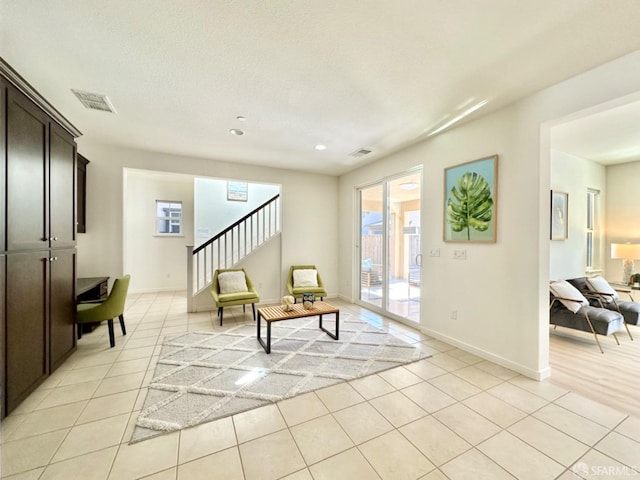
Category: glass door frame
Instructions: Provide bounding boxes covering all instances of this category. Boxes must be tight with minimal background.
[355,167,422,325]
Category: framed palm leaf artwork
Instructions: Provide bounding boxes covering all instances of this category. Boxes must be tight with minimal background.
[444,155,498,243]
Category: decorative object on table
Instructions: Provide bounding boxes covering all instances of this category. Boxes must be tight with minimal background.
[226,181,248,202]
[550,190,569,240]
[610,243,640,285]
[444,155,498,243]
[302,292,315,310]
[132,313,432,443]
[630,273,640,288]
[281,295,295,311]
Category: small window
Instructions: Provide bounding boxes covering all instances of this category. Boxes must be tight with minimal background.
[156,201,182,235]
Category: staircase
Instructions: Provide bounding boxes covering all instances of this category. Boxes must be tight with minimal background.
[187,194,281,311]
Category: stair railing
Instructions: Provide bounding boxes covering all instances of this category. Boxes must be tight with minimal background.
[187,194,280,311]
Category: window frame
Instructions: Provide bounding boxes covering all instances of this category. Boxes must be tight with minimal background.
[155,200,183,236]
[586,189,600,271]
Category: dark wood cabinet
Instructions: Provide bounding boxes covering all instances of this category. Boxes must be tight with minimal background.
[0,255,5,416]
[50,250,77,371]
[1,60,81,417]
[6,252,49,413]
[50,123,77,248]
[77,154,89,234]
[6,85,48,252]
[0,81,5,253]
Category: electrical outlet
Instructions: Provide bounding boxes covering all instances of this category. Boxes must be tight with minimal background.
[451,310,457,320]
[429,248,440,257]
[453,249,467,260]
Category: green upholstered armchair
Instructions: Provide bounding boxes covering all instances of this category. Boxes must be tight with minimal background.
[286,265,327,302]
[211,268,260,326]
[77,274,131,348]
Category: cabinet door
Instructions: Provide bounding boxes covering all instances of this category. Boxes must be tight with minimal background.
[6,251,48,413]
[50,249,76,371]
[77,155,88,234]
[50,123,76,248]
[6,86,48,251]
[0,255,5,418]
[0,80,6,253]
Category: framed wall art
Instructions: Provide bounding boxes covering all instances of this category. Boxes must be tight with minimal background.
[227,181,248,202]
[444,154,498,243]
[550,190,568,240]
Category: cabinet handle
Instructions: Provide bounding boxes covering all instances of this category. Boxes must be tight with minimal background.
[50,236,58,241]
[49,257,58,262]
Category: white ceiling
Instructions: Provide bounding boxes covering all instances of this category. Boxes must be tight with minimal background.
[2,1,640,175]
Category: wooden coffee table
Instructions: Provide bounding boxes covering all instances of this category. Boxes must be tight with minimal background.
[256,301,339,353]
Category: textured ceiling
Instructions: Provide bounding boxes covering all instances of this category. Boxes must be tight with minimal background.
[2,1,640,175]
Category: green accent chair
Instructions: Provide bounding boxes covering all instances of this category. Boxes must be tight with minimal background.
[286,265,327,302]
[77,274,131,348]
[211,268,260,326]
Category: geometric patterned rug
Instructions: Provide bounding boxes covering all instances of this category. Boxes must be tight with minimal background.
[131,313,431,443]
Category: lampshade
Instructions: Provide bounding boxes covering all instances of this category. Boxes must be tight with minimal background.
[611,243,640,260]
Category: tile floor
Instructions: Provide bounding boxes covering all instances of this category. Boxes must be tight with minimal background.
[1,292,639,479]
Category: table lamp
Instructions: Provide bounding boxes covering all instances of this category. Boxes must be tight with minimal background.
[611,243,640,284]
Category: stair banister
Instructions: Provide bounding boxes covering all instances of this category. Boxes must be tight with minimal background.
[188,194,280,310]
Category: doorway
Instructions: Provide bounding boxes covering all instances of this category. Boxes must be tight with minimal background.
[358,171,422,322]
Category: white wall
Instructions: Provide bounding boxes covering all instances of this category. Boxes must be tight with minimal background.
[194,178,280,247]
[75,144,339,297]
[606,160,640,282]
[123,171,194,293]
[549,150,606,280]
[338,49,640,379]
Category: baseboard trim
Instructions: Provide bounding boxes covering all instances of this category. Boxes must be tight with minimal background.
[419,326,550,380]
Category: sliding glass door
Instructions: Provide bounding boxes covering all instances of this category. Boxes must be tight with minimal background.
[359,171,421,322]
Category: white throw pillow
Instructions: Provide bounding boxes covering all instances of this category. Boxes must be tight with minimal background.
[218,271,248,294]
[293,269,318,288]
[550,280,589,313]
[586,276,618,303]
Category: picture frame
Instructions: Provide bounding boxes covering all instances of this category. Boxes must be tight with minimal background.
[227,181,248,202]
[550,190,568,240]
[444,155,498,243]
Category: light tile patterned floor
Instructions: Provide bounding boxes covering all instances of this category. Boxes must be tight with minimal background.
[1,292,639,479]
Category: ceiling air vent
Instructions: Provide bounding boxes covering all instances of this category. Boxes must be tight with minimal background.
[349,148,372,158]
[71,89,117,113]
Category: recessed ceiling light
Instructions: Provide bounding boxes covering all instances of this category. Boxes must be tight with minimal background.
[236,116,246,121]
[229,129,245,136]
[315,144,327,151]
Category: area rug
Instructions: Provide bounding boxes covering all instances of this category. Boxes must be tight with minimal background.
[132,312,431,443]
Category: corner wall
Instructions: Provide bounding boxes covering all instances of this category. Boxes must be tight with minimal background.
[338,49,640,378]
[123,171,195,293]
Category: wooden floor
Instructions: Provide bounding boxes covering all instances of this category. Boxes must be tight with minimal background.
[549,323,640,418]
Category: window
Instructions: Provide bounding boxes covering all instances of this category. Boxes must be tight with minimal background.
[156,201,182,235]
[586,189,600,270]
